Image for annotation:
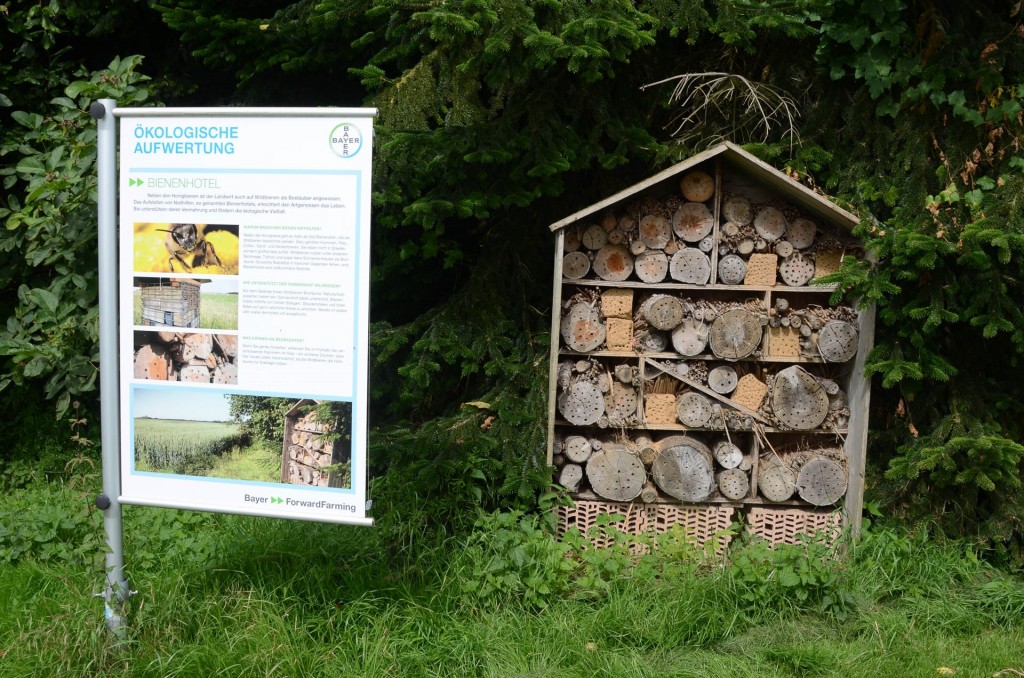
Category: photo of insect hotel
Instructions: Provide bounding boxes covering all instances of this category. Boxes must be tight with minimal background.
[548,142,874,549]
[133,390,352,488]
[133,222,240,274]
[134,330,238,385]
[133,276,239,331]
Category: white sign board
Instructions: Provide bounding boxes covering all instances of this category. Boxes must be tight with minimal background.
[116,109,374,525]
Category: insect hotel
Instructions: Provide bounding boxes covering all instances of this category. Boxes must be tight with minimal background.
[282,400,349,488]
[546,142,875,548]
[135,277,208,328]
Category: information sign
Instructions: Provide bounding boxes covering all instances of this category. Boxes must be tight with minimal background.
[116,109,374,525]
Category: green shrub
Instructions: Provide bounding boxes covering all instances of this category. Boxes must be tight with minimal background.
[458,509,575,610]
[726,536,852,620]
[0,481,102,567]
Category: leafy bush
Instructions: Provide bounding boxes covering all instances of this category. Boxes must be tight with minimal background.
[457,509,575,610]
[727,536,852,620]
[0,56,152,416]
[0,481,102,567]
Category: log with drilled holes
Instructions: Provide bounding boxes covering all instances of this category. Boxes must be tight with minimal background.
[713,440,743,469]
[635,250,669,283]
[593,244,634,281]
[796,456,848,505]
[563,435,593,464]
[641,294,684,331]
[817,321,859,362]
[771,366,829,430]
[651,435,715,501]
[560,302,605,352]
[717,469,750,500]
[758,459,796,502]
[558,381,605,426]
[709,309,762,359]
[676,392,714,427]
[558,463,584,493]
[680,171,715,202]
[585,444,647,501]
[671,317,709,356]
[670,248,711,284]
[673,203,715,242]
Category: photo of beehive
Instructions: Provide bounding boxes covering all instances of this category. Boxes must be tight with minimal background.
[547,142,875,546]
[133,277,239,331]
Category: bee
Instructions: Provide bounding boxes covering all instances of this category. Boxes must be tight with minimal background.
[154,223,226,272]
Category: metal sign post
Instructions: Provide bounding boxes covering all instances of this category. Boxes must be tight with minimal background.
[92,98,130,635]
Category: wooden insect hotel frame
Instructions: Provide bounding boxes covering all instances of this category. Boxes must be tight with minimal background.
[546,142,875,548]
[135,276,208,328]
[282,400,349,488]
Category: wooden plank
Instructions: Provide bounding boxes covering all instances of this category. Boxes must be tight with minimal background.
[547,230,566,466]
[844,299,876,536]
[710,158,721,284]
[562,278,837,294]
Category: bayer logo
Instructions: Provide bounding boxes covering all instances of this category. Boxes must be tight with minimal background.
[329,123,363,158]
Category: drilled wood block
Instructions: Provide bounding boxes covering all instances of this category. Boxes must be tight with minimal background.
[732,374,768,412]
[744,253,778,286]
[601,288,633,319]
[768,326,801,358]
[606,317,633,351]
[813,250,843,278]
[644,393,678,425]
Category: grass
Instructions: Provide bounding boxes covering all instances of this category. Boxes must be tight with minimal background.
[132,291,238,330]
[205,439,281,483]
[1,479,1023,677]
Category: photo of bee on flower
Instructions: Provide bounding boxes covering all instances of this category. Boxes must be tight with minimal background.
[134,222,240,274]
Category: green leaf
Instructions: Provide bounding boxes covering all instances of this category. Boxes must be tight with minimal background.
[22,357,47,378]
[65,81,90,98]
[29,288,60,316]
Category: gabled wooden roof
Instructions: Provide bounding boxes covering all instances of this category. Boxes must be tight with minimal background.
[548,141,860,233]
[285,399,322,418]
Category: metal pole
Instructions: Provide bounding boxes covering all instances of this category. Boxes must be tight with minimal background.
[91,98,129,636]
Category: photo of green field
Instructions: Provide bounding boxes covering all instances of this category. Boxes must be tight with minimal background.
[133,388,281,483]
[131,388,352,486]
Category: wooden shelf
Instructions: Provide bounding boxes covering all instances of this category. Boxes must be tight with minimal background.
[563,278,838,294]
[571,490,838,508]
[553,420,847,435]
[558,349,831,364]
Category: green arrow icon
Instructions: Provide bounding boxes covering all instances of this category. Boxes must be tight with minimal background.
[271,497,283,504]
[129,178,142,187]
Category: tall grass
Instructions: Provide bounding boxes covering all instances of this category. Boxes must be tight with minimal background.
[197,293,237,330]
[134,418,241,476]
[205,439,281,483]
[1,492,1023,677]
